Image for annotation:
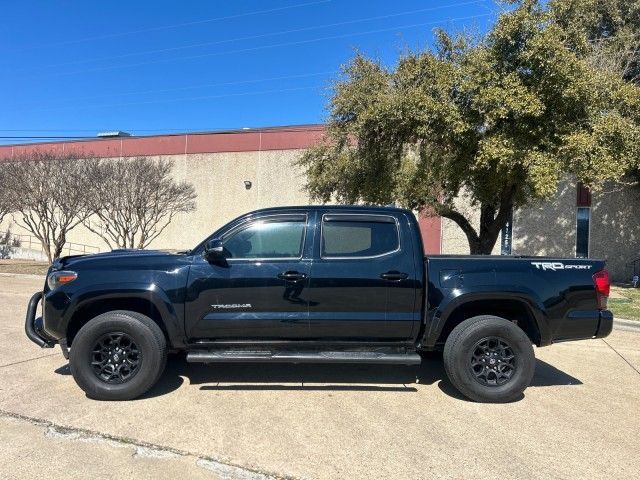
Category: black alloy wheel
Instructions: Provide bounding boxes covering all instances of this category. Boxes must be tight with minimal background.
[91,332,142,384]
[469,337,517,387]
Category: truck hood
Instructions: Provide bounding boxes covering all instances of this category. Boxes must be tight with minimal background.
[52,249,187,270]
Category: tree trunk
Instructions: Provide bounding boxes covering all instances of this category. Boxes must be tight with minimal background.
[53,243,64,260]
[439,186,515,255]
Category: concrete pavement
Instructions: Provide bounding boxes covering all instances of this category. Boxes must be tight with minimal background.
[1,274,639,479]
[0,414,239,480]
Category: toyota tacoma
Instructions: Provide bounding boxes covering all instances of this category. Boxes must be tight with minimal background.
[25,205,613,402]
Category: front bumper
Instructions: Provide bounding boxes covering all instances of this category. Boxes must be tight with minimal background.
[25,292,55,348]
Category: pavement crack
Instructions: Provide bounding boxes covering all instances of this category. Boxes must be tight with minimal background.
[601,338,640,376]
[0,409,295,480]
[196,459,273,480]
[0,352,60,369]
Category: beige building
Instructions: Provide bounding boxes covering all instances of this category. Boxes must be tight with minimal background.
[0,124,638,281]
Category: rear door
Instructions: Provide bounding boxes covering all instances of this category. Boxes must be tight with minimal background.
[307,211,418,341]
[185,213,311,340]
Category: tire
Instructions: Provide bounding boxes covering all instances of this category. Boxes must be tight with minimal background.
[443,315,535,403]
[69,310,167,401]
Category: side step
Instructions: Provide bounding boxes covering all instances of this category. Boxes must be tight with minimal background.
[186,350,422,365]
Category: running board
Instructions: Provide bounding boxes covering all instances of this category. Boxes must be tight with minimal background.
[186,350,422,365]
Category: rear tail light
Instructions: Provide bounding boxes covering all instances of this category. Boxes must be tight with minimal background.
[593,269,610,310]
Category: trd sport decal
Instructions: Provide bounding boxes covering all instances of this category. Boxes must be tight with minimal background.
[531,262,592,271]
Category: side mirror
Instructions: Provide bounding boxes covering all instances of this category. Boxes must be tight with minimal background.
[204,239,225,261]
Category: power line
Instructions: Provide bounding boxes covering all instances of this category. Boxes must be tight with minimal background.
[9,85,323,114]
[48,71,335,103]
[43,13,493,78]
[39,0,488,69]
[9,0,332,52]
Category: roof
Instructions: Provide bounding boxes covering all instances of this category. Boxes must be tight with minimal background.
[249,205,411,214]
[0,124,325,160]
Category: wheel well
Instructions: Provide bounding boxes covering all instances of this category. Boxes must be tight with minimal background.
[436,299,541,346]
[66,298,169,346]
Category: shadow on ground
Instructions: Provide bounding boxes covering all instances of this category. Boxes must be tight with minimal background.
[55,353,582,402]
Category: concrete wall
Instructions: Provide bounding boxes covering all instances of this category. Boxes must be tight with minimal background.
[512,179,640,281]
[590,183,640,282]
[512,180,577,257]
[1,149,311,253]
[426,179,639,281]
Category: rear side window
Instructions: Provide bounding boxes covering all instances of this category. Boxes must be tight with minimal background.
[223,219,305,259]
[321,215,399,258]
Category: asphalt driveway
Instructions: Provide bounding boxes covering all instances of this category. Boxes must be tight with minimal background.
[1,274,639,479]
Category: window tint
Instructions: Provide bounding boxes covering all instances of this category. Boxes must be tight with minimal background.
[322,217,399,258]
[223,220,305,259]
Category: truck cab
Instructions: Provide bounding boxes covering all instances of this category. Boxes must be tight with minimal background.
[186,206,422,343]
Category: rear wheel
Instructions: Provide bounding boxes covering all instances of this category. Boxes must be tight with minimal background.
[69,310,167,401]
[443,315,535,403]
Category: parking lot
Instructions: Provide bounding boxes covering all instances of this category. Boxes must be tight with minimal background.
[1,273,639,479]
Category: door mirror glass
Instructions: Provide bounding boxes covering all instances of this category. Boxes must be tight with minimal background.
[204,238,224,261]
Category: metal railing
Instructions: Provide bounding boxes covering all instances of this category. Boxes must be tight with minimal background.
[0,230,100,257]
[627,257,640,277]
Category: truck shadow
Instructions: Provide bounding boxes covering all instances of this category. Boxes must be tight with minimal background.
[55,355,582,402]
[142,354,582,401]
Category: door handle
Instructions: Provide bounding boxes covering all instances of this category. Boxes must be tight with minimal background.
[380,271,408,281]
[278,271,307,282]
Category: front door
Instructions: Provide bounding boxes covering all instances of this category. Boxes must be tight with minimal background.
[307,212,418,341]
[185,213,311,340]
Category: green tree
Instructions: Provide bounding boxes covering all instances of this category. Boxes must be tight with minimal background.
[300,0,640,254]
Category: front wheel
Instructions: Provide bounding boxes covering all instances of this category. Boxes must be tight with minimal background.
[69,311,167,401]
[443,315,535,403]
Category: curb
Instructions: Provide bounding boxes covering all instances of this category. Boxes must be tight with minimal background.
[614,318,640,332]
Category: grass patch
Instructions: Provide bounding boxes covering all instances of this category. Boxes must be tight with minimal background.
[609,285,640,321]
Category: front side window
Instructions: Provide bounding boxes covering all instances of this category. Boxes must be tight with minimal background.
[223,219,305,259]
[322,216,399,258]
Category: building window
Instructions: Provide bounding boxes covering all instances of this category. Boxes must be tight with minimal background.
[576,207,590,258]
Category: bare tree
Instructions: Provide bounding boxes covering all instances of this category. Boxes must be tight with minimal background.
[588,35,640,84]
[0,161,14,224]
[84,157,196,249]
[4,153,95,262]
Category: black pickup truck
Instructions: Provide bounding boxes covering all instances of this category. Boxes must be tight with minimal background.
[25,205,613,402]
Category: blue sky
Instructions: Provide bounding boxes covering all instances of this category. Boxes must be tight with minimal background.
[0,0,500,144]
